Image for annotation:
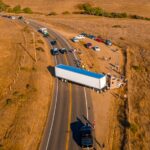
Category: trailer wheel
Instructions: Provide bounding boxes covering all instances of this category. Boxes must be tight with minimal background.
[96,90,100,93]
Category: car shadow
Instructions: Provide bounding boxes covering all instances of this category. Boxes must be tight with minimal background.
[47,66,55,77]
[70,117,85,147]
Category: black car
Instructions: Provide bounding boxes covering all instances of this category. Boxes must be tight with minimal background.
[59,48,67,54]
[51,40,57,45]
[81,32,88,37]
[18,16,24,20]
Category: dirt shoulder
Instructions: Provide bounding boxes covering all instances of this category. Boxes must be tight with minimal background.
[0,18,54,150]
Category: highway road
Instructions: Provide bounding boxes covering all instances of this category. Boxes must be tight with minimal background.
[28,20,95,150]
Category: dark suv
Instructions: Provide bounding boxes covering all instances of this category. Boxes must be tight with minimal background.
[59,48,67,54]
[51,40,57,45]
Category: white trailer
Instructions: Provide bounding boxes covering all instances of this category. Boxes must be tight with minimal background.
[55,64,107,90]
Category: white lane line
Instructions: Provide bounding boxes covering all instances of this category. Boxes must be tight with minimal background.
[45,56,58,150]
[84,87,89,120]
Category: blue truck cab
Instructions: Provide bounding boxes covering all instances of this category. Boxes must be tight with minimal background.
[80,124,93,149]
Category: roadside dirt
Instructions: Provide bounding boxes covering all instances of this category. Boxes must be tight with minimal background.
[0,18,54,150]
[27,14,150,150]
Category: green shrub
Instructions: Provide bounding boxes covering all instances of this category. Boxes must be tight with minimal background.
[6,98,12,105]
[37,39,44,44]
[0,0,9,12]
[72,11,84,14]
[23,7,32,14]
[112,25,122,28]
[36,47,45,52]
[109,12,128,18]
[130,15,144,19]
[77,3,92,10]
[48,12,57,15]
[62,11,70,15]
[130,123,138,134]
[12,5,22,13]
[132,65,142,71]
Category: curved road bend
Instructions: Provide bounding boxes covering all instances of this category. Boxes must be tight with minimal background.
[28,20,94,150]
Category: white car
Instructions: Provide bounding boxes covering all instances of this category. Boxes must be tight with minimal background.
[93,46,101,51]
[10,16,16,20]
[72,37,79,43]
[75,34,85,40]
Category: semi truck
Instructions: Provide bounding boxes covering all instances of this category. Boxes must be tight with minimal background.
[55,64,107,90]
[39,28,49,37]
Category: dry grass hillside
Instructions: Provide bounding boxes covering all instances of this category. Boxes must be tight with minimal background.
[0,18,54,150]
[28,14,150,150]
[3,0,150,17]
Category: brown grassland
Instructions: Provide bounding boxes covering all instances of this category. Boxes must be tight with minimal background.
[0,18,54,150]
[0,0,150,149]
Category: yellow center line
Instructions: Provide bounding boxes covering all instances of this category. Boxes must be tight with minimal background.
[64,54,72,150]
[65,83,72,150]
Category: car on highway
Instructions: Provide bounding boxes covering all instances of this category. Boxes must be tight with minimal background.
[85,43,92,49]
[18,16,25,20]
[72,37,79,43]
[93,46,101,51]
[51,40,57,45]
[9,16,16,20]
[59,48,67,54]
[51,48,59,55]
[105,39,112,46]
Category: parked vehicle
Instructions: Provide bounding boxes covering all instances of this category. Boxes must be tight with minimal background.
[51,48,59,55]
[81,32,88,37]
[93,46,101,51]
[80,124,93,149]
[95,38,104,43]
[51,40,57,45]
[75,34,85,39]
[105,39,112,46]
[85,43,92,49]
[88,35,96,40]
[59,48,67,54]
[72,37,79,43]
[55,64,107,90]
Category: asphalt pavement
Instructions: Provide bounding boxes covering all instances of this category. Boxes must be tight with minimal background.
[28,20,95,150]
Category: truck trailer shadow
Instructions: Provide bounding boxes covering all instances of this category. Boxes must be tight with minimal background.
[47,66,55,77]
[70,118,85,147]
